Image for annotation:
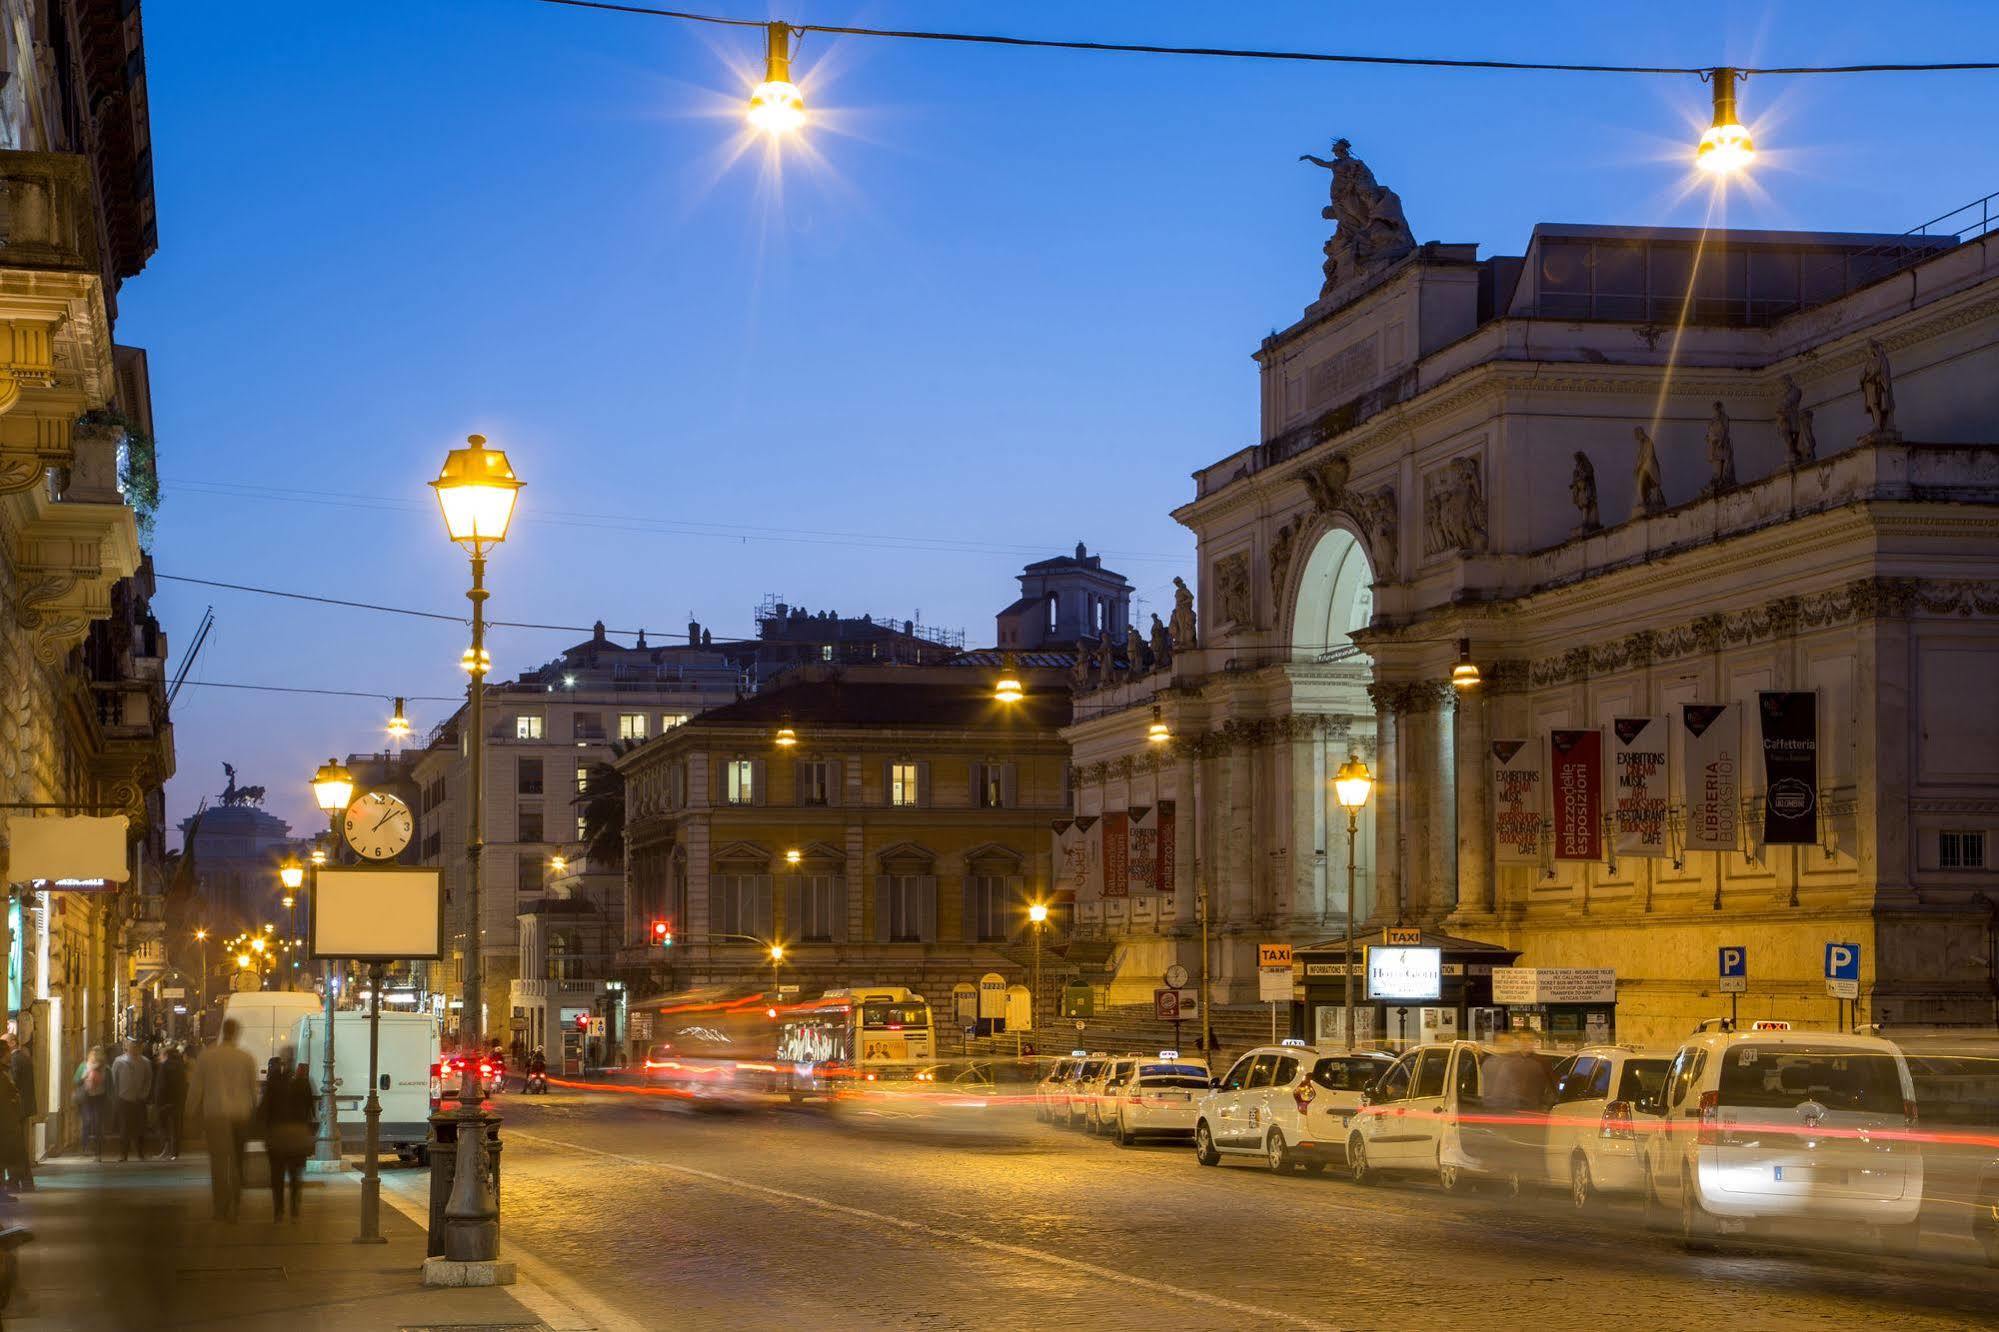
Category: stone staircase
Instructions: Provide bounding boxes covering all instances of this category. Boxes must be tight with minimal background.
[962,999,1294,1068]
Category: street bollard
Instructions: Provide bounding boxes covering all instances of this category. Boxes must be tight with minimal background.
[425,1107,503,1259]
[443,1113,499,1260]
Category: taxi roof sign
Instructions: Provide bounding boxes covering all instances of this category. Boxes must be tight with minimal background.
[1748,1019,1792,1031]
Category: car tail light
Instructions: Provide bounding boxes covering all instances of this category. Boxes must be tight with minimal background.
[1293,1081,1316,1115]
[1695,1090,1720,1146]
[1600,1100,1634,1140]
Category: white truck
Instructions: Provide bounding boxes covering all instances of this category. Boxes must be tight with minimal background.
[219,992,322,1069]
[290,1010,440,1159]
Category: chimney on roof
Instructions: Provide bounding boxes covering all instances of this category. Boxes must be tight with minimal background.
[636,627,648,649]
[688,620,700,647]
[1075,541,1087,559]
[592,620,606,644]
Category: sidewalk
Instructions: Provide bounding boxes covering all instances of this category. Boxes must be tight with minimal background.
[3,1152,552,1331]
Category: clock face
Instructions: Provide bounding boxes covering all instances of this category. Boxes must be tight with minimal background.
[343,791,414,861]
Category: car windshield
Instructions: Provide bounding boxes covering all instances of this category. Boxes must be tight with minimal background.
[1137,1064,1208,1080]
[1074,1060,1105,1081]
[1717,1045,1905,1114]
[1617,1058,1669,1105]
[1311,1057,1385,1091]
[861,1002,927,1028]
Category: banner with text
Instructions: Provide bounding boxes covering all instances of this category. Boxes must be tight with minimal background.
[1100,811,1129,898]
[1157,801,1176,898]
[1550,729,1603,861]
[1127,805,1158,895]
[1682,704,1740,853]
[1491,739,1543,865]
[1050,820,1076,896]
[1759,691,1819,846]
[1609,716,1670,859]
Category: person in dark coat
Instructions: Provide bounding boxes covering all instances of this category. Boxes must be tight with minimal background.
[152,1045,188,1160]
[258,1063,316,1222]
[0,1039,25,1194]
[5,1036,32,1190]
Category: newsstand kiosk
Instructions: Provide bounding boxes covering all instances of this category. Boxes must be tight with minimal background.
[1489,967,1618,1048]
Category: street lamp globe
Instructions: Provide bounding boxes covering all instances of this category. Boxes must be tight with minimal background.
[1146,704,1171,745]
[431,434,523,551]
[1696,67,1755,176]
[747,23,806,135]
[387,696,412,741]
[310,758,355,815]
[1334,754,1374,810]
[279,858,305,891]
[282,895,295,911]
[193,928,208,942]
[773,722,798,748]
[992,652,1024,704]
[1028,902,1049,925]
[769,944,785,963]
[1450,637,1481,689]
[309,848,327,867]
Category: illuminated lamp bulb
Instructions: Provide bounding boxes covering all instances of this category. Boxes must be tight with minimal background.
[1696,67,1754,176]
[747,22,806,135]
[388,697,411,740]
[1451,638,1481,689]
[1146,705,1170,745]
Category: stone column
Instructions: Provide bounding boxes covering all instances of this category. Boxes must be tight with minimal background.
[1169,746,1199,928]
[1423,683,1459,923]
[1365,685,1404,926]
[1223,723,1255,927]
[1455,681,1493,915]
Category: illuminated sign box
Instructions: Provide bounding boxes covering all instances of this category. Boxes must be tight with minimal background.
[1366,946,1442,1002]
[310,866,444,962]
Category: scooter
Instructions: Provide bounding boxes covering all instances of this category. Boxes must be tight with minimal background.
[524,1068,549,1094]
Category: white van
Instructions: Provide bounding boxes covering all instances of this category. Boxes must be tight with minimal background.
[219,992,322,1068]
[291,1010,440,1156]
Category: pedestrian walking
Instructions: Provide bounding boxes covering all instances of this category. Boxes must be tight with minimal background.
[152,1044,188,1160]
[0,1040,26,1195]
[9,1033,35,1190]
[1473,1029,1557,1190]
[184,1019,258,1222]
[72,1046,110,1160]
[110,1039,154,1161]
[257,1061,315,1222]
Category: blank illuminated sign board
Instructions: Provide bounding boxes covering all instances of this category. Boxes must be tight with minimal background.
[310,866,443,962]
[1366,946,1442,1002]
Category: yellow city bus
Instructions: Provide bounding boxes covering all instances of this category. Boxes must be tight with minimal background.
[778,987,934,1098]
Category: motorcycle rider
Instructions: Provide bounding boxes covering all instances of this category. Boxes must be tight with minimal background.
[527,1046,548,1092]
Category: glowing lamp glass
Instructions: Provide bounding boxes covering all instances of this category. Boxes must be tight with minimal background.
[1696,122,1754,175]
[993,677,1024,704]
[1333,754,1374,810]
[748,80,806,135]
[432,435,523,549]
[1028,903,1049,925]
[310,758,355,814]
[785,848,802,865]
[279,860,305,891]
[774,724,797,748]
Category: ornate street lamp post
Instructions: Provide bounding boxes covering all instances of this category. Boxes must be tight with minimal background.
[430,433,521,1266]
[279,858,304,990]
[1333,755,1374,1052]
[309,758,354,1163]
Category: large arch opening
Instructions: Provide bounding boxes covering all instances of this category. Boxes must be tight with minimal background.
[1289,524,1375,664]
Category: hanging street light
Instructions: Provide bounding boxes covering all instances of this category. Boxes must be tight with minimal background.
[1697,67,1754,176]
[1451,638,1481,689]
[993,652,1024,705]
[774,720,798,748]
[388,697,412,741]
[1333,754,1374,1052]
[1146,704,1171,745]
[747,22,806,135]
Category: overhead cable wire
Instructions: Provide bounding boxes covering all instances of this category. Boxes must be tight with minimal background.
[528,0,1999,76]
[173,680,461,703]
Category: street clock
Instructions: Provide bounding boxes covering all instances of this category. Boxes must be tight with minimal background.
[342,790,414,862]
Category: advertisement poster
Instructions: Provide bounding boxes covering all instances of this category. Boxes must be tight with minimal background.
[1099,811,1128,898]
[1126,805,1158,896]
[1609,717,1670,858]
[1050,820,1076,895]
[1549,729,1603,861]
[1156,801,1175,895]
[1682,704,1740,852]
[1491,740,1543,865]
[1759,691,1819,845]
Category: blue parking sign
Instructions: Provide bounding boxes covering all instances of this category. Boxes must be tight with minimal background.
[1824,942,1860,981]
[1718,947,1747,978]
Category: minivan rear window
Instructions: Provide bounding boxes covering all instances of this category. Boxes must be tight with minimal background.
[1717,1046,1903,1114]
[1617,1059,1668,1105]
[1138,1064,1208,1080]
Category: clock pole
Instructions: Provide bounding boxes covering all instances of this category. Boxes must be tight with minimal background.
[357,958,388,1243]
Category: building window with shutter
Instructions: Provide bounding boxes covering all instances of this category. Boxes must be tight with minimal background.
[517,758,544,795]
[515,715,544,740]
[576,813,589,840]
[799,760,833,806]
[661,713,689,732]
[1940,830,1987,869]
[575,764,590,794]
[725,759,755,805]
[967,874,1009,942]
[883,874,929,942]
[797,874,840,942]
[889,762,919,808]
[975,763,1008,810]
[713,872,771,937]
[518,805,544,843]
[618,713,648,741]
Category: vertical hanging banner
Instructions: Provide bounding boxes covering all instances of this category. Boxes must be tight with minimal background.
[1759,691,1819,845]
[1071,815,1102,900]
[1491,740,1543,865]
[1126,806,1158,896]
[1609,717,1670,858]
[1100,811,1129,898]
[1549,729,1603,861]
[1682,704,1740,853]
[1156,801,1176,895]
[1050,820,1077,895]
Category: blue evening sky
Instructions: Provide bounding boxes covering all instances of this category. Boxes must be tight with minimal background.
[126,1,1999,837]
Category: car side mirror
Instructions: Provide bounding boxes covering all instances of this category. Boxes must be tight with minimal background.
[1209,1077,1221,1089]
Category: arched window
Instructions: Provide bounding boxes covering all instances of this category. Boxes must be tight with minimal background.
[1046,592,1058,632]
[547,928,578,981]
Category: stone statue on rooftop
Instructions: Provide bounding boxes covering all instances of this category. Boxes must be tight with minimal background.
[1632,426,1667,516]
[1704,401,1737,495]
[1168,577,1199,651]
[1148,612,1172,670]
[1776,374,1812,466]
[1570,451,1600,535]
[1860,339,1898,439]
[1299,139,1415,297]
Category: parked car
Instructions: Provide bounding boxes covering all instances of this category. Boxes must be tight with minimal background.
[1057,1055,1112,1129]
[1345,1040,1562,1190]
[1541,1045,1672,1208]
[1194,1041,1397,1172]
[1975,1153,1999,1267]
[1105,1054,1211,1146]
[1083,1056,1141,1135]
[1035,1057,1079,1122]
[1639,1029,1923,1251]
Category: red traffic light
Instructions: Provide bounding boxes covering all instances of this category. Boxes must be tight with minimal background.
[575,1012,590,1031]
[651,919,672,946]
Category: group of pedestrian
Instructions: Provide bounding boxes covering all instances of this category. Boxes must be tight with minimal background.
[183,1019,317,1223]
[67,1037,188,1162]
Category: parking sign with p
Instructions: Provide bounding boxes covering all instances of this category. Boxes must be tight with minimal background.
[1718,946,1747,994]
[1824,942,1860,999]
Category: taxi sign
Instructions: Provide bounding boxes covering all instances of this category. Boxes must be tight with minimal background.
[1257,943,1293,968]
[1280,1037,1308,1047]
[1159,1050,1180,1060]
[1384,927,1423,946]
[1748,1019,1792,1031]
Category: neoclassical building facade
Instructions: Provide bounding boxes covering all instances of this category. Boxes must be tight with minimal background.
[1068,165,1999,1043]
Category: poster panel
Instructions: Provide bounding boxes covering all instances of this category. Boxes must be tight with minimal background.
[1549,729,1603,861]
[1759,691,1819,845]
[1491,740,1543,865]
[1099,812,1128,898]
[1609,717,1669,858]
[1682,704,1740,853]
[1126,806,1157,896]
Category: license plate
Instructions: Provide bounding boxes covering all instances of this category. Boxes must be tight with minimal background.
[1160,1093,1189,1102]
[1774,1167,1846,1184]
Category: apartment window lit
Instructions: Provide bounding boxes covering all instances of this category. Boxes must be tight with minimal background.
[516,758,544,796]
[975,762,1009,810]
[820,645,833,662]
[575,764,590,794]
[618,713,648,741]
[889,762,920,808]
[515,715,544,740]
[799,760,833,807]
[660,714,689,732]
[726,759,756,805]
[576,813,589,840]
[1940,830,1987,870]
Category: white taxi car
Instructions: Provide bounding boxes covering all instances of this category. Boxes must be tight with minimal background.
[1639,1028,1923,1250]
[1542,1045,1672,1208]
[1193,1041,1395,1172]
[1105,1053,1211,1145]
[1082,1056,1141,1135]
[1035,1056,1080,1123]
[1057,1053,1113,1129]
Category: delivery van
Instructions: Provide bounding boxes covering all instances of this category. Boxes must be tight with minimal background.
[219,991,322,1067]
[291,1010,440,1157]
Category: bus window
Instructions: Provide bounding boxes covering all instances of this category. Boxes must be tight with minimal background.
[862,1001,928,1028]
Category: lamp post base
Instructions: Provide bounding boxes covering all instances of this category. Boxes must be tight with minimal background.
[421,1257,516,1288]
